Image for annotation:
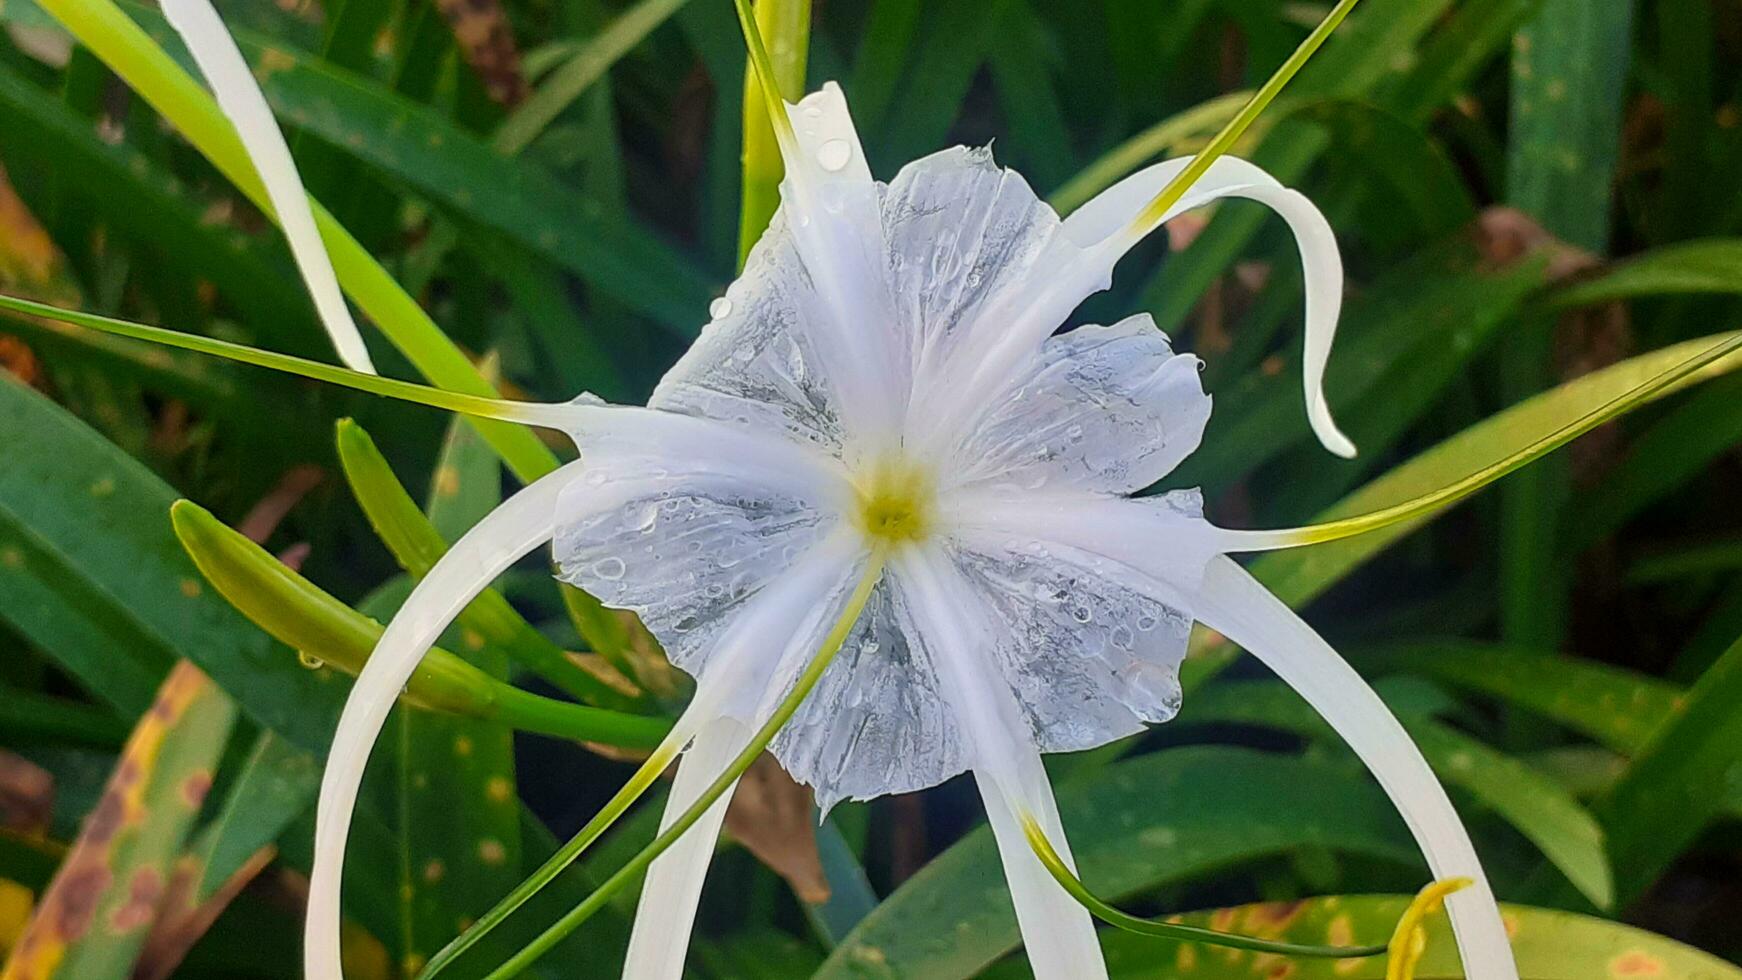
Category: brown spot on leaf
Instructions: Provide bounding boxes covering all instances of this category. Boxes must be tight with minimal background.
[433,0,528,106]
[109,866,164,933]
[0,750,53,833]
[84,792,127,846]
[180,771,213,809]
[1611,950,1665,977]
[49,864,111,939]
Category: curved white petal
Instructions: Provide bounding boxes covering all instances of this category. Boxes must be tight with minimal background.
[162,0,375,374]
[551,406,858,681]
[624,539,867,979]
[1064,156,1354,458]
[305,460,587,979]
[765,83,907,451]
[946,313,1212,495]
[925,154,1352,459]
[1190,555,1518,980]
[892,546,1107,980]
[622,715,748,980]
[975,758,1105,980]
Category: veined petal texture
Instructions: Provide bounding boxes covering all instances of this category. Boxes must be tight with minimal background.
[947,314,1211,495]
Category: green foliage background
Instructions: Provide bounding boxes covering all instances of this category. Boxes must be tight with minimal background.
[0,0,1740,977]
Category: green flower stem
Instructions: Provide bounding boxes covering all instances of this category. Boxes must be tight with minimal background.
[1019,816,1388,959]
[35,0,557,483]
[1121,0,1362,240]
[475,548,888,979]
[735,0,809,267]
[170,500,670,748]
[0,294,550,423]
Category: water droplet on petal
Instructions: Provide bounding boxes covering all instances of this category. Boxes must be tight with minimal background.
[592,556,626,581]
[816,138,852,172]
[708,296,733,318]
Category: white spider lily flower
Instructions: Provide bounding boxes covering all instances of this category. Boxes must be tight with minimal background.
[159,5,1515,978]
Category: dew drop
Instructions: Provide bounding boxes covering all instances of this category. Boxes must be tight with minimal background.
[709,296,733,319]
[816,138,853,172]
[298,651,325,670]
[1070,605,1093,624]
[592,556,626,581]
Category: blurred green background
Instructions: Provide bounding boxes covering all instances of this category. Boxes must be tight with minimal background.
[0,0,1740,977]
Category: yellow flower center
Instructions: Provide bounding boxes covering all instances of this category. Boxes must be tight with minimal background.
[852,455,935,546]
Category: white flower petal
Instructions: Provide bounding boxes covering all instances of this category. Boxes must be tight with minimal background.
[162,0,375,374]
[770,574,968,811]
[975,759,1107,980]
[880,146,1061,415]
[943,487,1222,601]
[624,543,869,979]
[1191,555,1519,980]
[623,715,749,980]
[551,407,856,680]
[1062,156,1355,458]
[653,83,906,461]
[771,83,908,449]
[948,528,1193,751]
[305,460,587,980]
[947,313,1211,495]
[892,546,1106,980]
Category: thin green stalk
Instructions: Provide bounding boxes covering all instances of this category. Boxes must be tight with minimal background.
[34,0,557,482]
[1049,90,1251,216]
[1264,332,1742,548]
[1020,816,1387,958]
[0,294,556,424]
[478,548,888,978]
[735,0,809,267]
[1120,0,1362,241]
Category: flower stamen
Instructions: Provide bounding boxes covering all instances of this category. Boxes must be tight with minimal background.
[852,456,936,545]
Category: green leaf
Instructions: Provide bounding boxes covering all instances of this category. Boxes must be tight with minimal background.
[1505,0,1633,252]
[814,747,1416,980]
[1373,641,1682,756]
[1069,895,1742,979]
[1590,635,1742,906]
[0,61,314,354]
[0,372,334,741]
[30,0,558,483]
[115,0,716,339]
[1548,239,1742,309]
[1179,678,1614,909]
[187,729,320,900]
[8,662,236,979]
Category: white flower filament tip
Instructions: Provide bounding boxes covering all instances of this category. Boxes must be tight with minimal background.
[160,0,377,374]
